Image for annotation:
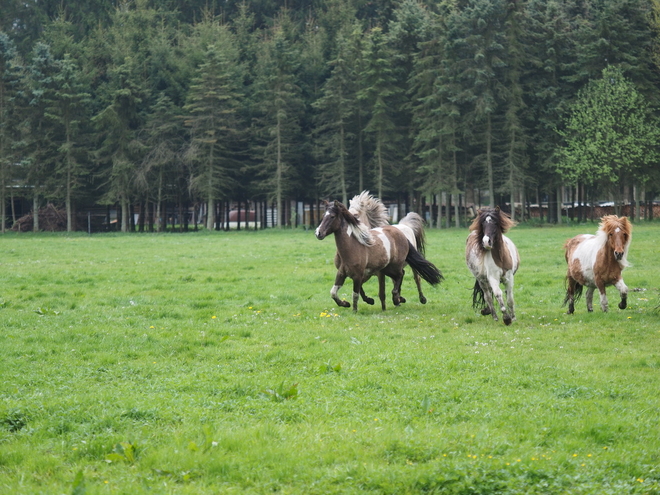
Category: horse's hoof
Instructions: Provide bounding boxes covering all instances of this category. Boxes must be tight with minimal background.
[399,297,406,304]
[619,300,627,310]
[365,297,375,305]
[481,308,491,316]
[339,301,350,308]
[419,296,427,304]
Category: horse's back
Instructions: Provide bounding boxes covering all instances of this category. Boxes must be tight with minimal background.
[565,234,601,285]
[503,235,520,274]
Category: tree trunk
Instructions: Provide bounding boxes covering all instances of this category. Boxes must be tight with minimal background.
[33,195,40,232]
[486,115,494,208]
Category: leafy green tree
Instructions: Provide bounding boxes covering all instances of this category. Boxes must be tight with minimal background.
[557,66,660,206]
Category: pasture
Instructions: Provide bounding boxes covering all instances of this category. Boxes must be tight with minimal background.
[0,223,659,494]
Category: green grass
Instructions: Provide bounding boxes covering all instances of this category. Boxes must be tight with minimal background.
[0,223,659,494]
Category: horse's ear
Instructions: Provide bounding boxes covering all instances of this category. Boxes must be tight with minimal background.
[495,206,500,212]
[334,200,340,208]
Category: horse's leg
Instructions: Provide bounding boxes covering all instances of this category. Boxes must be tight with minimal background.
[504,272,515,324]
[489,276,508,323]
[360,287,375,305]
[378,273,386,311]
[585,287,595,312]
[330,272,351,308]
[615,278,628,310]
[351,278,363,312]
[566,276,577,314]
[478,279,497,321]
[414,271,426,304]
[398,269,406,304]
[391,272,403,307]
[596,282,608,312]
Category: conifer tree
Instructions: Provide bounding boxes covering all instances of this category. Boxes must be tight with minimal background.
[0,33,23,232]
[184,33,243,231]
[358,26,401,200]
[251,18,303,227]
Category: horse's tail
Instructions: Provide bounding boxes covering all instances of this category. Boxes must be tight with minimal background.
[472,280,486,309]
[563,278,584,306]
[399,212,426,255]
[405,241,443,286]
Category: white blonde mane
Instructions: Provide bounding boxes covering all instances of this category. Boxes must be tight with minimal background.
[349,191,389,228]
[346,220,376,246]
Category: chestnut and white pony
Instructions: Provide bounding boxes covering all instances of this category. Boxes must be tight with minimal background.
[466,207,520,325]
[564,215,632,314]
[347,191,430,304]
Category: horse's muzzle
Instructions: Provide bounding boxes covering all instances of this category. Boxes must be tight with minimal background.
[482,235,493,250]
[614,251,623,261]
[315,228,325,240]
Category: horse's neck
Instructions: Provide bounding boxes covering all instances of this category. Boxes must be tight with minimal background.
[492,236,513,271]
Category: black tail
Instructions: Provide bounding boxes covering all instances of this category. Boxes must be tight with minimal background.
[472,280,486,309]
[563,279,583,306]
[405,241,443,286]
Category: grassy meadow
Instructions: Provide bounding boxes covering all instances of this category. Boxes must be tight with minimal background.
[0,222,659,494]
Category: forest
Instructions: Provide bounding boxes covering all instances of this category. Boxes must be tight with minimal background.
[1,0,660,232]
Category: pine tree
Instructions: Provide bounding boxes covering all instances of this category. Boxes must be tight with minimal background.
[184,32,243,231]
[358,26,401,200]
[313,27,358,204]
[251,19,304,227]
[0,33,23,233]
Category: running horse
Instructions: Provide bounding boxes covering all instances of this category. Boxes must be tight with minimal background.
[315,200,443,312]
[564,215,632,314]
[347,191,430,304]
[465,207,520,325]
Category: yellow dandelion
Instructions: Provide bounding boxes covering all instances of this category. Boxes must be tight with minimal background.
[211,316,217,319]
[637,479,644,483]
[573,454,578,457]
[149,326,155,329]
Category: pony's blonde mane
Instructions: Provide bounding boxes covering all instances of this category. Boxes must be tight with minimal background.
[598,215,632,267]
[348,191,389,228]
[332,200,375,246]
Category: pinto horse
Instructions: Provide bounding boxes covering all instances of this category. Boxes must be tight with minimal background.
[466,207,520,325]
[315,200,443,312]
[564,215,632,314]
[347,191,430,304]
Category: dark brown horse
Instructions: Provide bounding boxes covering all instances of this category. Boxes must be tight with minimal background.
[315,200,443,312]
[564,215,632,314]
[466,207,520,325]
[348,191,430,304]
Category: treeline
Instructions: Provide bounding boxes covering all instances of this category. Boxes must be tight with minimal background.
[1,0,660,232]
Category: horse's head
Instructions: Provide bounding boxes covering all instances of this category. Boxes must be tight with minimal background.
[601,215,632,262]
[316,200,353,240]
[469,207,515,251]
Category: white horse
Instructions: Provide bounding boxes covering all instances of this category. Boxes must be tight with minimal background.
[465,207,520,325]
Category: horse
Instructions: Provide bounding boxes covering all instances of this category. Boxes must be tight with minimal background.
[347,191,430,304]
[315,200,443,312]
[465,207,520,325]
[563,215,632,314]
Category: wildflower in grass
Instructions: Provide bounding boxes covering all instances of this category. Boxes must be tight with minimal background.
[150,326,155,329]
[212,316,217,319]
[637,478,644,483]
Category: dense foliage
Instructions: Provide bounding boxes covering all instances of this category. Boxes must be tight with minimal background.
[1,0,660,231]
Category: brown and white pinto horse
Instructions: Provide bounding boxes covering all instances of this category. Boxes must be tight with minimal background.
[316,200,443,312]
[348,191,430,304]
[466,207,520,325]
[564,215,632,314]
